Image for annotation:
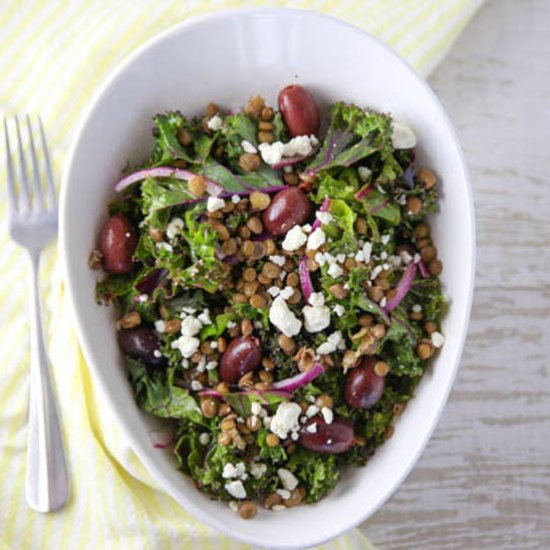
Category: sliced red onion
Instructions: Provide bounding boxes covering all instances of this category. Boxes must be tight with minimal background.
[149,428,174,449]
[311,197,331,231]
[418,259,430,278]
[114,166,224,196]
[198,388,293,402]
[354,184,373,200]
[384,262,417,312]
[271,146,319,170]
[272,362,325,392]
[299,256,314,304]
[198,389,224,400]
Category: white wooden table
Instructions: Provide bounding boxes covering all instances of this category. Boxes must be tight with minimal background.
[359,1,550,547]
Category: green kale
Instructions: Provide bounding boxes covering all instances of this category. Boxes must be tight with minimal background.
[126,357,206,425]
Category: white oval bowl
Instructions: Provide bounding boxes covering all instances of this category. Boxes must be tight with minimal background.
[61,8,475,549]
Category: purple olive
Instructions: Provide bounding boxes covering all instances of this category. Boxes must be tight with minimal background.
[298,416,355,454]
[219,336,262,384]
[262,188,312,237]
[118,326,164,367]
[344,357,386,410]
[99,213,138,274]
[278,85,320,137]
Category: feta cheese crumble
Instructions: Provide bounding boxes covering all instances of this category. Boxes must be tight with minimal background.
[391,121,417,149]
[270,402,302,439]
[154,320,166,333]
[358,166,372,182]
[308,292,325,307]
[269,255,286,267]
[250,463,267,479]
[171,335,200,358]
[315,211,333,225]
[277,468,299,491]
[206,114,223,131]
[316,331,345,355]
[225,480,246,499]
[303,303,331,333]
[241,139,257,154]
[206,196,225,212]
[269,296,302,337]
[180,316,202,336]
[258,135,318,165]
[231,194,241,204]
[321,407,334,424]
[431,331,445,348]
[282,225,307,251]
[333,304,345,317]
[166,217,183,240]
[307,227,326,251]
[327,263,343,278]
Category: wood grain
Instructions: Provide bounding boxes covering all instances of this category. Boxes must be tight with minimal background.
[359,0,550,548]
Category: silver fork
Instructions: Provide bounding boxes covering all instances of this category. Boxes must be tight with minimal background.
[4,115,69,512]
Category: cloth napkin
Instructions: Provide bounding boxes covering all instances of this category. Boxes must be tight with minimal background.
[0,1,483,548]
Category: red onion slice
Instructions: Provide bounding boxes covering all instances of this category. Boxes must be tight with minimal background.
[272,362,325,392]
[384,262,417,312]
[114,166,223,196]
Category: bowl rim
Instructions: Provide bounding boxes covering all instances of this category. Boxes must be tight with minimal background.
[60,7,476,548]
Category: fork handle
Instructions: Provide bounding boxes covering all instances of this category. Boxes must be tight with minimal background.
[25,252,69,512]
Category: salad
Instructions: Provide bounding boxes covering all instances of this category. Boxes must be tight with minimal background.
[92,85,446,519]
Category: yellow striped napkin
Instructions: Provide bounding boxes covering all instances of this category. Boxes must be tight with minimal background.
[0,1,483,549]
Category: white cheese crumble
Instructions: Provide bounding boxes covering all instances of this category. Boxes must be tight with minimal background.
[222,462,246,479]
[272,505,286,511]
[166,217,184,240]
[241,139,257,154]
[153,350,162,358]
[370,265,383,280]
[302,223,312,234]
[309,292,325,307]
[250,402,263,416]
[315,252,326,266]
[306,423,318,433]
[279,286,294,301]
[328,263,343,278]
[269,255,286,267]
[277,468,299,491]
[276,489,291,500]
[305,405,319,418]
[281,225,307,251]
[303,304,331,333]
[231,194,241,204]
[307,227,326,251]
[333,304,345,317]
[206,360,218,371]
[258,135,318,165]
[381,234,391,245]
[316,331,345,355]
[431,331,445,348]
[267,286,280,297]
[315,211,333,225]
[258,141,285,165]
[137,294,148,303]
[412,304,422,313]
[270,402,302,439]
[391,121,417,149]
[358,166,372,182]
[199,433,210,445]
[321,407,334,424]
[171,335,200,358]
[197,309,212,325]
[206,114,223,131]
[180,316,202,336]
[363,242,373,263]
[154,320,166,333]
[156,242,173,252]
[225,480,246,499]
[190,380,203,391]
[250,462,267,479]
[206,196,225,212]
[227,320,237,329]
[380,296,387,308]
[269,296,302,337]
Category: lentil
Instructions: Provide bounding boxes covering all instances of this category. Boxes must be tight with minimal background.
[429,258,443,275]
[189,174,207,196]
[246,216,263,234]
[239,153,261,172]
[258,131,274,144]
[420,246,437,263]
[266,434,280,447]
[374,361,390,376]
[283,172,299,186]
[418,168,437,189]
[239,501,257,520]
[406,196,423,215]
[417,339,435,360]
[249,294,268,308]
[250,191,271,210]
[201,398,218,419]
[119,311,141,329]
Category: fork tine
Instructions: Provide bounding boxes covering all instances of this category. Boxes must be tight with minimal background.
[14,115,31,211]
[26,115,45,211]
[38,117,56,208]
[4,118,18,213]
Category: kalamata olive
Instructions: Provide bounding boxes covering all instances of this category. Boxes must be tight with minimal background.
[298,416,355,454]
[219,336,262,384]
[262,188,312,237]
[278,85,320,137]
[99,213,137,274]
[345,357,386,410]
[118,326,164,367]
